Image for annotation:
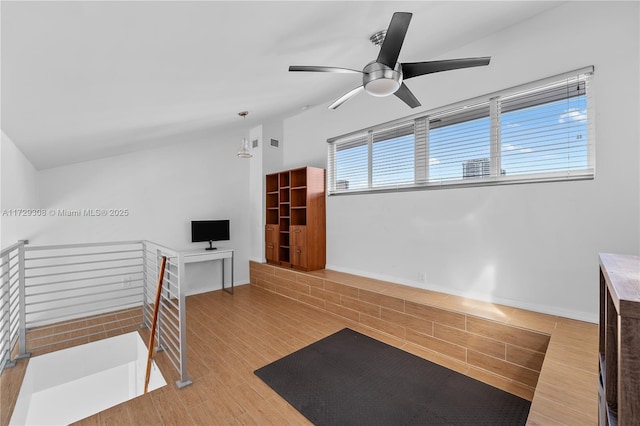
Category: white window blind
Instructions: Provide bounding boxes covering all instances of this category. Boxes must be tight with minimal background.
[372,122,415,188]
[428,103,491,183]
[499,74,590,178]
[328,132,368,192]
[327,66,594,195]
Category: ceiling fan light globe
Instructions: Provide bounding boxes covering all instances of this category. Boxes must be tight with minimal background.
[362,61,403,97]
[365,79,401,97]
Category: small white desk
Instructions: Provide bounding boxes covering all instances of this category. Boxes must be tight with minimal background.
[179,248,234,294]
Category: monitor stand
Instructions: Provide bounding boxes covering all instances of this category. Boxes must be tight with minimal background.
[206,241,217,251]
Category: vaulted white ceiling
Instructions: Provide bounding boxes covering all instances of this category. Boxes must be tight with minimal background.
[1,1,563,170]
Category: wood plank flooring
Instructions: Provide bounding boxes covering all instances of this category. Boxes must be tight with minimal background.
[3,286,382,425]
[1,282,598,425]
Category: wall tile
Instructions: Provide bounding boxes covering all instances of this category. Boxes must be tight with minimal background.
[309,287,342,305]
[467,350,540,388]
[341,296,380,318]
[274,277,310,295]
[434,323,506,359]
[254,279,275,292]
[296,274,324,288]
[405,301,466,330]
[298,293,326,310]
[359,289,405,312]
[405,328,466,362]
[381,308,433,335]
[274,285,298,300]
[467,317,550,353]
[274,268,298,282]
[506,344,545,371]
[324,280,359,299]
[325,302,359,322]
[359,314,406,340]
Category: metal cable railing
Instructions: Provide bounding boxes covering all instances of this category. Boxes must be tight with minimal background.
[142,241,191,388]
[0,240,191,388]
[0,241,25,371]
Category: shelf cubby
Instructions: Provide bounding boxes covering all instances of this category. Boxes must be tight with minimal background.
[279,171,290,188]
[266,209,278,225]
[266,193,278,209]
[290,167,307,188]
[279,247,290,263]
[280,188,290,203]
[279,204,290,218]
[266,173,279,193]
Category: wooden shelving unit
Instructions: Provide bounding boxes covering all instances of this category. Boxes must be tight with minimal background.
[598,253,640,426]
[265,167,325,271]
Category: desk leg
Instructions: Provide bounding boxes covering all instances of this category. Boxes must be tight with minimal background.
[223,253,234,295]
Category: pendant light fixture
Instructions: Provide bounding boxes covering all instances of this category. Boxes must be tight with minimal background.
[236,111,252,158]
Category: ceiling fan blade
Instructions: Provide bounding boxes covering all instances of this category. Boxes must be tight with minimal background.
[402,57,491,80]
[289,65,362,74]
[377,12,412,68]
[328,86,365,109]
[394,83,421,108]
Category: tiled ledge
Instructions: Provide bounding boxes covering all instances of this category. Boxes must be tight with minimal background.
[250,261,598,425]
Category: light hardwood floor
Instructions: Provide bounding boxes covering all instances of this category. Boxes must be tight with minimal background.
[3,285,397,425]
[1,280,598,425]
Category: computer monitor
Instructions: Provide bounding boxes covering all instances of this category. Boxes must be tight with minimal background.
[191,220,230,250]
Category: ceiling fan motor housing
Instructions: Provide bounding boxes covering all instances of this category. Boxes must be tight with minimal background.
[363,61,403,97]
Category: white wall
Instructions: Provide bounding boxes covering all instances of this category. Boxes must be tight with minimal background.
[27,128,251,294]
[249,124,264,263]
[262,120,284,175]
[1,131,40,247]
[282,2,640,322]
[248,120,284,263]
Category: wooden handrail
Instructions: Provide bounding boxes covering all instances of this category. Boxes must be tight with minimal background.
[144,255,167,394]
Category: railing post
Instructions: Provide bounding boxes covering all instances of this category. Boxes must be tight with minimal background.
[141,241,148,328]
[176,252,192,388]
[1,251,15,369]
[17,241,30,359]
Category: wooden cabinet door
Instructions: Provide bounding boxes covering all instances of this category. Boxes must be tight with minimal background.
[290,225,307,269]
[265,224,279,262]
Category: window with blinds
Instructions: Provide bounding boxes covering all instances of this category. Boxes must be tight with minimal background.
[372,123,415,187]
[499,76,589,177]
[428,103,491,183]
[327,67,594,195]
[333,132,368,191]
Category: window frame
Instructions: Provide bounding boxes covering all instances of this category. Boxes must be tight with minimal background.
[327,66,594,196]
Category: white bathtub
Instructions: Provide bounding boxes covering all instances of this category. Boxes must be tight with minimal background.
[10,331,166,425]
